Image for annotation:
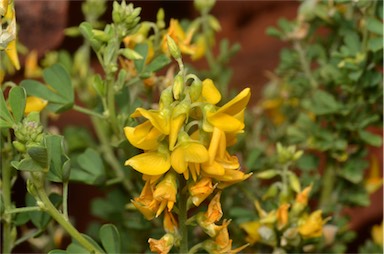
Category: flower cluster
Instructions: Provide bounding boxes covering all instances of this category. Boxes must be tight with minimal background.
[240,184,333,253]
[124,54,251,252]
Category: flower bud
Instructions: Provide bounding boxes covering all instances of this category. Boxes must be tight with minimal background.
[172,74,184,100]
[194,0,216,12]
[189,79,202,101]
[166,35,181,60]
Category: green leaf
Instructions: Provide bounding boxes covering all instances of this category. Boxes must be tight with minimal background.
[133,43,148,72]
[28,146,48,168]
[297,153,319,171]
[43,64,74,105]
[70,148,106,185]
[288,171,301,193]
[368,37,383,52]
[307,90,341,115]
[146,54,171,73]
[9,86,26,123]
[45,135,71,183]
[338,158,368,184]
[66,242,89,254]
[0,90,14,126]
[11,158,45,172]
[99,224,121,254]
[366,17,383,35]
[358,130,382,147]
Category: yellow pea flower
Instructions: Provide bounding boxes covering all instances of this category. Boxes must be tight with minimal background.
[371,221,383,246]
[24,96,48,115]
[162,19,196,57]
[5,39,20,70]
[124,121,163,150]
[24,50,42,78]
[205,192,223,224]
[131,180,159,220]
[292,184,312,214]
[365,156,383,194]
[131,107,171,135]
[298,210,328,238]
[189,177,216,206]
[148,233,175,254]
[240,221,262,245]
[153,171,178,217]
[206,88,251,133]
[276,203,290,229]
[163,210,178,234]
[201,79,221,105]
[125,144,171,176]
[171,132,209,174]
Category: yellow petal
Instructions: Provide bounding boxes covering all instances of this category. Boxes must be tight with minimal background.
[131,108,170,134]
[124,121,162,150]
[202,160,225,176]
[5,39,20,70]
[170,146,187,174]
[207,111,244,132]
[217,88,251,116]
[125,151,171,175]
[240,221,261,244]
[24,96,48,114]
[169,114,185,150]
[202,79,221,104]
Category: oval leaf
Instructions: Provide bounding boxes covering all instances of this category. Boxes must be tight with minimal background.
[9,86,26,123]
[99,224,121,253]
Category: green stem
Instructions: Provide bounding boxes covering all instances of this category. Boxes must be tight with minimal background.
[201,12,216,71]
[293,40,318,88]
[189,242,204,254]
[178,177,189,254]
[35,185,101,254]
[2,150,13,254]
[92,117,137,196]
[73,104,105,119]
[5,206,41,214]
[279,163,290,203]
[63,181,69,220]
[319,162,336,213]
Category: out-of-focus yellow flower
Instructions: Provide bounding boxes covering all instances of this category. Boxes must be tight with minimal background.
[5,39,20,70]
[131,181,159,220]
[163,210,178,234]
[153,171,177,217]
[190,35,206,61]
[189,177,216,206]
[240,221,262,245]
[298,210,328,238]
[24,50,42,78]
[24,96,48,115]
[365,156,383,194]
[371,221,383,246]
[276,203,290,229]
[148,233,175,254]
[292,184,312,214]
[205,192,223,224]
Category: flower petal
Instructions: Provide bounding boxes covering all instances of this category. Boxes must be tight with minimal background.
[217,88,250,116]
[24,96,48,114]
[207,111,244,132]
[125,151,171,175]
[171,146,187,173]
[202,79,221,105]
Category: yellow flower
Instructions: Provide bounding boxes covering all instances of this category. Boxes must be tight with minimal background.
[190,35,206,61]
[206,88,251,133]
[130,107,171,135]
[240,221,262,245]
[371,221,383,246]
[5,39,20,70]
[298,210,327,238]
[163,210,178,234]
[153,172,178,217]
[171,132,209,174]
[276,203,290,229]
[162,19,196,57]
[365,156,383,194]
[189,177,216,206]
[205,192,223,224]
[131,180,159,220]
[124,120,163,150]
[24,96,48,114]
[148,233,175,254]
[292,184,312,214]
[201,78,221,105]
[125,143,171,175]
[24,50,42,78]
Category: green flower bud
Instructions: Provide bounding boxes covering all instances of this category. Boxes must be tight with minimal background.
[13,141,26,153]
[160,87,174,109]
[189,79,202,101]
[172,74,184,100]
[166,35,181,60]
[194,0,216,12]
